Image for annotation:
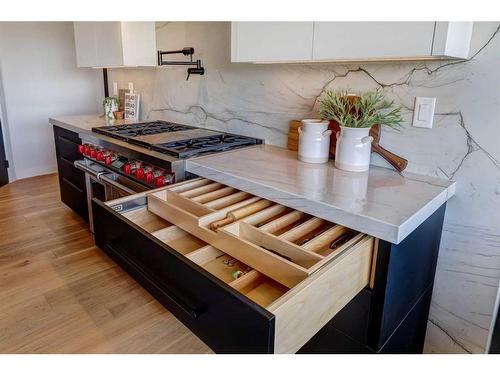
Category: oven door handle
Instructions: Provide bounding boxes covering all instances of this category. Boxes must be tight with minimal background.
[99,173,137,195]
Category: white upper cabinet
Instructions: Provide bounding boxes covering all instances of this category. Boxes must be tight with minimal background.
[231,22,314,62]
[231,22,473,63]
[432,22,474,59]
[73,22,157,68]
[312,22,435,60]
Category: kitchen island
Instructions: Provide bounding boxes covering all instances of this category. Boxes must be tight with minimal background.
[50,115,456,354]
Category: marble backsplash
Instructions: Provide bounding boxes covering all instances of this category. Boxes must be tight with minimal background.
[108,21,500,353]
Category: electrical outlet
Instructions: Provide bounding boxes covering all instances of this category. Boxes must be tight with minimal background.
[412,97,436,129]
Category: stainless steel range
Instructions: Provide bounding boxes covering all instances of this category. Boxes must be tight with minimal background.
[74,120,263,233]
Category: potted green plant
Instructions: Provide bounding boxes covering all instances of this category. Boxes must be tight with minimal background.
[319,89,403,172]
[103,97,119,120]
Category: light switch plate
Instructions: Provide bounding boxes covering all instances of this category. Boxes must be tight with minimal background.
[412,97,436,129]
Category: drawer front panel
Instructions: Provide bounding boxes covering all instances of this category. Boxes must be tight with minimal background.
[57,155,85,189]
[269,235,374,353]
[54,125,81,144]
[92,199,275,353]
[53,126,81,162]
[60,176,88,220]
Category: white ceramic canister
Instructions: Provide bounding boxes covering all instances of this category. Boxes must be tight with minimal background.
[298,119,332,164]
[335,126,374,172]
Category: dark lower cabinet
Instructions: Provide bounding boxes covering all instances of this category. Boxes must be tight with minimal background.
[378,287,433,353]
[93,199,276,353]
[92,183,447,354]
[53,125,88,221]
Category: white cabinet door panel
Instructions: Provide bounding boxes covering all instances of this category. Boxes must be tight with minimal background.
[73,22,156,68]
[312,22,435,60]
[121,22,157,66]
[232,22,314,62]
[94,22,123,67]
[73,22,98,67]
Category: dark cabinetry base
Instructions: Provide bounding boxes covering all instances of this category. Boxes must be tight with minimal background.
[53,125,88,221]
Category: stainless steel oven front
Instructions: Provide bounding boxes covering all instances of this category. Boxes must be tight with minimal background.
[74,159,149,233]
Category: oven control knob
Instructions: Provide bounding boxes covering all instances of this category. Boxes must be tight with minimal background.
[84,145,91,156]
[136,168,145,180]
[154,176,166,187]
[123,163,132,175]
[78,144,85,154]
[90,149,97,159]
[96,151,104,161]
[145,172,154,184]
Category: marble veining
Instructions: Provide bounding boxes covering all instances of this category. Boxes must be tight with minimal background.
[107,22,500,353]
[186,145,455,244]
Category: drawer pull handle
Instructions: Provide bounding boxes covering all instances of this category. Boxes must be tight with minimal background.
[106,241,201,319]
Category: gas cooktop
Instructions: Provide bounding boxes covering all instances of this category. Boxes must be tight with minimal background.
[151,134,261,159]
[92,120,262,159]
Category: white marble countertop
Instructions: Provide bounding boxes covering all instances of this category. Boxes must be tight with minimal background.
[49,115,136,135]
[186,145,456,244]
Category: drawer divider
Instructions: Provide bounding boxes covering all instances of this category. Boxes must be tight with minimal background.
[278,217,326,243]
[180,182,224,198]
[192,186,237,204]
[258,210,305,234]
[239,222,324,266]
[204,191,253,210]
[168,177,211,193]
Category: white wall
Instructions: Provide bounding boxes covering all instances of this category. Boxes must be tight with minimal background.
[108,21,500,353]
[0,22,102,181]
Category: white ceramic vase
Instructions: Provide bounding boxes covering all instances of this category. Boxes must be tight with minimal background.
[298,119,332,164]
[335,126,374,172]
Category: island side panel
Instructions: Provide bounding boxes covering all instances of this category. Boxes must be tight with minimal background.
[369,203,447,351]
[299,203,446,353]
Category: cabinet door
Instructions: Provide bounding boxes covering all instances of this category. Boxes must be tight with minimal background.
[121,22,157,66]
[432,22,473,58]
[94,22,124,67]
[231,22,314,62]
[312,22,435,60]
[73,22,98,67]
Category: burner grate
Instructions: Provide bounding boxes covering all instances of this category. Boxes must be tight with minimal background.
[151,134,260,158]
[92,121,193,140]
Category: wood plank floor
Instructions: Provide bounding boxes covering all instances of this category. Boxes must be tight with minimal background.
[0,174,212,353]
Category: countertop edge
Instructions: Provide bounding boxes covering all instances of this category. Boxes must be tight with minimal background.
[49,117,93,135]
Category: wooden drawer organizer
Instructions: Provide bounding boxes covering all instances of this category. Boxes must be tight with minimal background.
[148,177,370,288]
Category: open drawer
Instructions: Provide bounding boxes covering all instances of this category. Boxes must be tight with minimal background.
[148,177,367,288]
[92,181,375,353]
